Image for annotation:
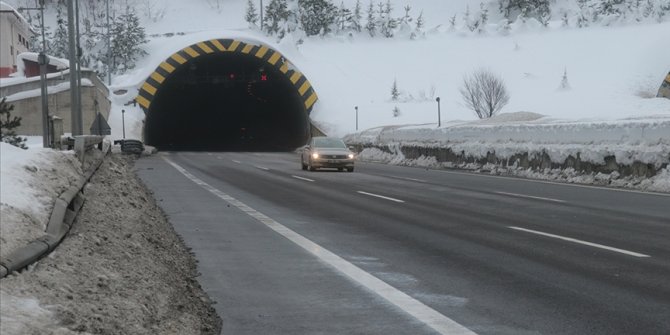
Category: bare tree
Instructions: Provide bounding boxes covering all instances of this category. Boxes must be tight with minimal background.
[460,68,510,119]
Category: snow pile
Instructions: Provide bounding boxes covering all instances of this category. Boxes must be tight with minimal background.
[348,112,670,167]
[15,52,70,77]
[0,290,77,335]
[0,143,82,259]
[5,78,94,103]
[350,112,670,192]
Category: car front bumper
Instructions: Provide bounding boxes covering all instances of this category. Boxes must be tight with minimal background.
[311,158,354,169]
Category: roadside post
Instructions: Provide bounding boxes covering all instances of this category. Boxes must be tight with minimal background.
[435,97,441,128]
[355,106,359,131]
[122,109,126,139]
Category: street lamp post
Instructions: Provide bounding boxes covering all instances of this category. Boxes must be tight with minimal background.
[19,1,50,147]
[435,97,441,128]
[355,106,358,131]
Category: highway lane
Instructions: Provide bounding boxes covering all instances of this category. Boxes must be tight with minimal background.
[136,152,670,335]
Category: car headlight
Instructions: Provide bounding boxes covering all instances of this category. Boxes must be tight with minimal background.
[312,153,319,159]
[348,153,354,159]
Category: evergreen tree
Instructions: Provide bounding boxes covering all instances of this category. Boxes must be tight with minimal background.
[416,10,425,30]
[284,0,303,38]
[399,5,412,26]
[392,105,400,117]
[391,78,400,101]
[465,5,478,32]
[352,0,363,32]
[498,0,551,22]
[561,12,569,26]
[478,2,489,33]
[559,68,571,90]
[299,0,338,36]
[336,1,351,32]
[51,4,70,59]
[110,7,148,73]
[576,0,591,27]
[448,14,457,30]
[599,0,625,17]
[378,0,398,38]
[264,0,290,35]
[0,98,27,149]
[365,0,377,36]
[245,0,260,26]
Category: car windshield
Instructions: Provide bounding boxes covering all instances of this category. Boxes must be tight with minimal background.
[313,138,346,149]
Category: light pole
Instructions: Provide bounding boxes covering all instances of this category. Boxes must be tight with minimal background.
[435,97,441,128]
[355,106,358,131]
[19,1,49,147]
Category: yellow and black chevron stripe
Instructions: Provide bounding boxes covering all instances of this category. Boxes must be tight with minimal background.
[137,39,318,113]
[658,71,670,98]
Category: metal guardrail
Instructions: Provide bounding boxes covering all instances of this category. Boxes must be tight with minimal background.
[0,141,110,279]
[74,135,104,164]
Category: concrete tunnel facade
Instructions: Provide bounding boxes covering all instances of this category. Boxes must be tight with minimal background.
[137,38,318,151]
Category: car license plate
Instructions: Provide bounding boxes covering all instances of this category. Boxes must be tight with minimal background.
[329,159,337,163]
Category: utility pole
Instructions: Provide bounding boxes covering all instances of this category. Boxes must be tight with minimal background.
[67,0,82,135]
[259,0,263,31]
[106,0,111,86]
[19,1,50,147]
[75,0,82,134]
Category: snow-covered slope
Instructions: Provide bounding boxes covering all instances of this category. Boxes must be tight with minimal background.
[82,0,670,138]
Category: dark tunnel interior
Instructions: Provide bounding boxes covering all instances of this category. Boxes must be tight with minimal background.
[145,53,310,151]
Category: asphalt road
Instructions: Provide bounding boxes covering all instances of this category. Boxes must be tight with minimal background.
[136,152,670,335]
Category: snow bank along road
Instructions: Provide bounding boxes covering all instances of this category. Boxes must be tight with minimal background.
[136,151,670,335]
[0,154,220,335]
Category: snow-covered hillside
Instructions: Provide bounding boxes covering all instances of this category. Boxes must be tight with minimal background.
[87,0,670,138]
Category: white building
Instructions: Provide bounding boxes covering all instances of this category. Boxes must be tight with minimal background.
[0,1,37,78]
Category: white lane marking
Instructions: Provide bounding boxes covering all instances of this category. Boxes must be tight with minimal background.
[509,226,650,258]
[255,165,270,171]
[357,191,405,203]
[232,160,242,164]
[164,157,476,335]
[432,169,670,197]
[496,191,566,203]
[385,175,427,183]
[292,175,315,182]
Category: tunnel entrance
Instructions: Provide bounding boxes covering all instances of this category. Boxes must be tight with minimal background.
[140,39,317,152]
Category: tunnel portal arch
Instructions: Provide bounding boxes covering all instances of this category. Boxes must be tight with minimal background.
[137,38,319,151]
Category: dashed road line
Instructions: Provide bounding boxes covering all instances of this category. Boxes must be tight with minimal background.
[232,160,242,164]
[357,191,405,203]
[292,175,315,182]
[255,165,270,171]
[496,191,565,203]
[164,157,475,335]
[509,226,650,258]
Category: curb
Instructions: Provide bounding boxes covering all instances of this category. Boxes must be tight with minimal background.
[0,142,111,279]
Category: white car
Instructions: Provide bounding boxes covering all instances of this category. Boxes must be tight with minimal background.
[301,137,355,172]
